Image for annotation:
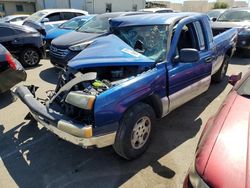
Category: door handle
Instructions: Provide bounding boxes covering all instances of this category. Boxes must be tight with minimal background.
[205,57,214,63]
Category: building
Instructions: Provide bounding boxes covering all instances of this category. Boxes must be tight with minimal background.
[183,0,209,12]
[36,0,145,14]
[234,0,248,7]
[0,0,36,16]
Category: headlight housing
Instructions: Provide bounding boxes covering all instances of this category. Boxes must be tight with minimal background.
[65,91,96,110]
[188,162,209,188]
[69,40,93,51]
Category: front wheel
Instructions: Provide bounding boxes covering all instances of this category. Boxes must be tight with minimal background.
[113,103,155,160]
[212,55,229,83]
[20,48,40,67]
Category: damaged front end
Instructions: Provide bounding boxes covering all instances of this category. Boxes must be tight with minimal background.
[14,71,119,148]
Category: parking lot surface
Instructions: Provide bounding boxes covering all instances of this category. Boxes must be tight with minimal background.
[0,57,249,188]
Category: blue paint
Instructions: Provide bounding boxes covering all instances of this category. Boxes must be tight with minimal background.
[44,15,94,41]
[68,34,155,69]
[65,13,237,128]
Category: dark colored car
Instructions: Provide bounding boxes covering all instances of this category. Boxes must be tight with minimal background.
[184,71,250,188]
[0,23,45,67]
[212,8,250,57]
[49,12,147,67]
[0,44,26,93]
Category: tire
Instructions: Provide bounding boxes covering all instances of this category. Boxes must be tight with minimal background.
[20,48,40,67]
[212,55,229,83]
[113,102,156,160]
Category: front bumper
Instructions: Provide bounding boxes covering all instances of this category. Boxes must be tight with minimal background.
[14,86,116,148]
[49,47,79,67]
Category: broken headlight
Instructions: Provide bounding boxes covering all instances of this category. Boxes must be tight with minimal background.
[65,91,95,110]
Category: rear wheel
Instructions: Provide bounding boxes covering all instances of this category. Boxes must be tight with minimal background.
[20,48,40,67]
[212,55,229,83]
[113,103,155,160]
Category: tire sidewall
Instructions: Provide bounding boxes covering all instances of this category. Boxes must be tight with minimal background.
[117,103,155,159]
[20,48,40,67]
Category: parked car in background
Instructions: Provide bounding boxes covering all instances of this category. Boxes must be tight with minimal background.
[0,23,45,67]
[23,9,88,32]
[139,8,174,13]
[44,15,95,48]
[206,9,226,20]
[212,8,250,57]
[50,11,147,67]
[184,71,250,188]
[0,14,29,25]
[15,13,237,159]
[0,44,26,93]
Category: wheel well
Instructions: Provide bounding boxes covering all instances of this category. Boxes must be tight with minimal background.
[21,46,42,58]
[141,94,163,118]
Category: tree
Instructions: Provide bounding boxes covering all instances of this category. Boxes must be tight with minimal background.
[214,2,229,9]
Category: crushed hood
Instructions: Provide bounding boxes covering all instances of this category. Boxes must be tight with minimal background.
[68,34,155,70]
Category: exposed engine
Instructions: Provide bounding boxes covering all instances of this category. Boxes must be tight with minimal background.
[49,66,140,124]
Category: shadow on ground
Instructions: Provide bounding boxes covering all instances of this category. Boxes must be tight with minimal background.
[231,52,250,65]
[39,67,60,85]
[0,91,16,109]
[0,79,228,188]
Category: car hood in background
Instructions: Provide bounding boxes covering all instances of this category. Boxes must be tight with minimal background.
[196,91,250,188]
[51,31,102,47]
[45,28,73,40]
[68,34,155,70]
[212,21,250,29]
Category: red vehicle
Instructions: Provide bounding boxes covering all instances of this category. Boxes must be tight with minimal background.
[184,71,250,188]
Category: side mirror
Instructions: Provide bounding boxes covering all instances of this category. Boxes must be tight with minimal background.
[179,48,200,63]
[228,72,242,86]
[211,17,217,22]
[41,18,49,23]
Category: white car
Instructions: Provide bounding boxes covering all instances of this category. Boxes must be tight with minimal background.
[23,9,88,31]
[0,14,29,25]
[139,8,174,13]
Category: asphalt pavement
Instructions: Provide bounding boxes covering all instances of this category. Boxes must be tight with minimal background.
[0,57,249,188]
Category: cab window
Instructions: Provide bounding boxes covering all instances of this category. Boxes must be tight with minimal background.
[194,21,206,50]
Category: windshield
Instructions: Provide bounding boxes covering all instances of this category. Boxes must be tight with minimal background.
[113,25,168,62]
[207,10,222,18]
[26,11,48,22]
[1,16,11,22]
[218,10,250,22]
[60,17,89,30]
[237,76,250,98]
[77,14,116,33]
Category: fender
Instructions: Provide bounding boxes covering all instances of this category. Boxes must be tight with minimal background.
[94,63,167,127]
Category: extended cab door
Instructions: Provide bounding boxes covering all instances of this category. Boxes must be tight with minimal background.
[166,18,213,113]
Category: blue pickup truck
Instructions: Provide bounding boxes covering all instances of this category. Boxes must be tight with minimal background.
[15,13,237,159]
